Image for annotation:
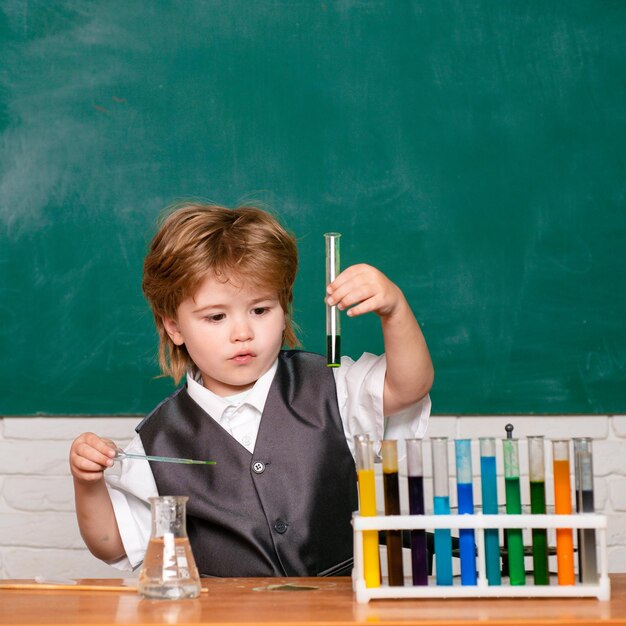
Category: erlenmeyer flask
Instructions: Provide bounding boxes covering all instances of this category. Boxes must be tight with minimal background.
[138,496,201,600]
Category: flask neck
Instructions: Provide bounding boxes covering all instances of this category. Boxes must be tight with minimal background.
[149,495,189,538]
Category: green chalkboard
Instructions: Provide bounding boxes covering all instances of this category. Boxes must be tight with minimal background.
[0,2,624,415]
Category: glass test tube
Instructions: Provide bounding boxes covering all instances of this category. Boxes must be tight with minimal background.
[455,439,477,585]
[381,440,404,586]
[354,435,380,588]
[528,436,549,585]
[324,232,341,367]
[552,439,575,585]
[406,439,428,585]
[431,437,453,585]
[573,437,598,584]
[479,437,501,586]
[502,437,525,585]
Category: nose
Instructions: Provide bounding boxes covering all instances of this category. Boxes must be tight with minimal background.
[230,315,253,342]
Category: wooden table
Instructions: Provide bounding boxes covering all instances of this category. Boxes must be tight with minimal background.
[1,576,626,626]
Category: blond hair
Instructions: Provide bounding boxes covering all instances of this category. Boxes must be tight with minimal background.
[142,202,299,383]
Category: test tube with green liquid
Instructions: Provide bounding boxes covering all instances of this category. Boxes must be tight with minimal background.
[354,435,380,588]
[431,437,453,585]
[528,436,549,585]
[479,437,501,586]
[502,432,525,585]
[324,232,341,367]
[382,440,404,586]
[573,437,598,584]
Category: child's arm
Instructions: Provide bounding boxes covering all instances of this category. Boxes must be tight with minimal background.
[326,263,434,417]
[69,432,126,563]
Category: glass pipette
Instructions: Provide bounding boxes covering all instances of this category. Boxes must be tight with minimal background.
[114,448,216,465]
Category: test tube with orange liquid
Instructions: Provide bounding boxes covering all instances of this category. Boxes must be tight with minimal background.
[355,435,380,588]
[552,439,575,585]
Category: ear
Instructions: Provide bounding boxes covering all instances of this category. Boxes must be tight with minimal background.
[162,317,185,346]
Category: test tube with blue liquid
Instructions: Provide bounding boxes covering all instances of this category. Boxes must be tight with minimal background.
[573,437,598,584]
[528,436,549,585]
[479,437,501,585]
[431,437,453,585]
[324,232,341,367]
[455,439,477,585]
[502,427,525,585]
[406,439,428,585]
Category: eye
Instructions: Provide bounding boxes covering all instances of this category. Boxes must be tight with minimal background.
[252,307,270,316]
[205,313,225,322]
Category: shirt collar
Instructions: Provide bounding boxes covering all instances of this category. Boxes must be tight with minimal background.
[185,359,278,422]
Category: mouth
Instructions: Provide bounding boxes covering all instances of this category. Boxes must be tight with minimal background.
[230,351,255,364]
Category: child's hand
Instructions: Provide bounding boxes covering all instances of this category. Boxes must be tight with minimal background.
[326,264,406,319]
[69,432,117,484]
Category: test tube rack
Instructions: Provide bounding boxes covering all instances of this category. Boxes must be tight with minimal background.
[352,512,610,603]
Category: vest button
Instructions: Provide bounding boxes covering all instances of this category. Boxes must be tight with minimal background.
[252,461,265,474]
[274,520,288,534]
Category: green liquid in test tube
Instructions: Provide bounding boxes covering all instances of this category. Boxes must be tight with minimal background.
[431,437,453,586]
[502,430,525,585]
[479,437,501,586]
[573,437,598,584]
[528,436,549,585]
[324,233,341,367]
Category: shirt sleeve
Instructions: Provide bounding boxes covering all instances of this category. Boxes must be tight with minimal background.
[104,434,157,571]
[333,352,431,459]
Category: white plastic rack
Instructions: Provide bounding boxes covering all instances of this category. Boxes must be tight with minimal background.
[352,512,610,603]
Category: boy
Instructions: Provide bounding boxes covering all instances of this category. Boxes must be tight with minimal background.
[70,203,434,577]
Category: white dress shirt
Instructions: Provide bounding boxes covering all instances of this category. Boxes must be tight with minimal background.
[105,351,431,570]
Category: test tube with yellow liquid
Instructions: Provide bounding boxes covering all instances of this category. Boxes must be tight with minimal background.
[552,439,575,585]
[355,435,380,588]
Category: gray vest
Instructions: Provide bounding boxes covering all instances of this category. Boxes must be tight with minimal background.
[137,350,358,577]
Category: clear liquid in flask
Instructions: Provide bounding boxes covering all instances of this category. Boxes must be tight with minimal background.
[139,535,201,599]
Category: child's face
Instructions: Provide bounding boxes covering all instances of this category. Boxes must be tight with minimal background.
[162,273,286,397]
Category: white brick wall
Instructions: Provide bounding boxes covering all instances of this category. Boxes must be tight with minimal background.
[0,417,138,579]
[0,415,624,579]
